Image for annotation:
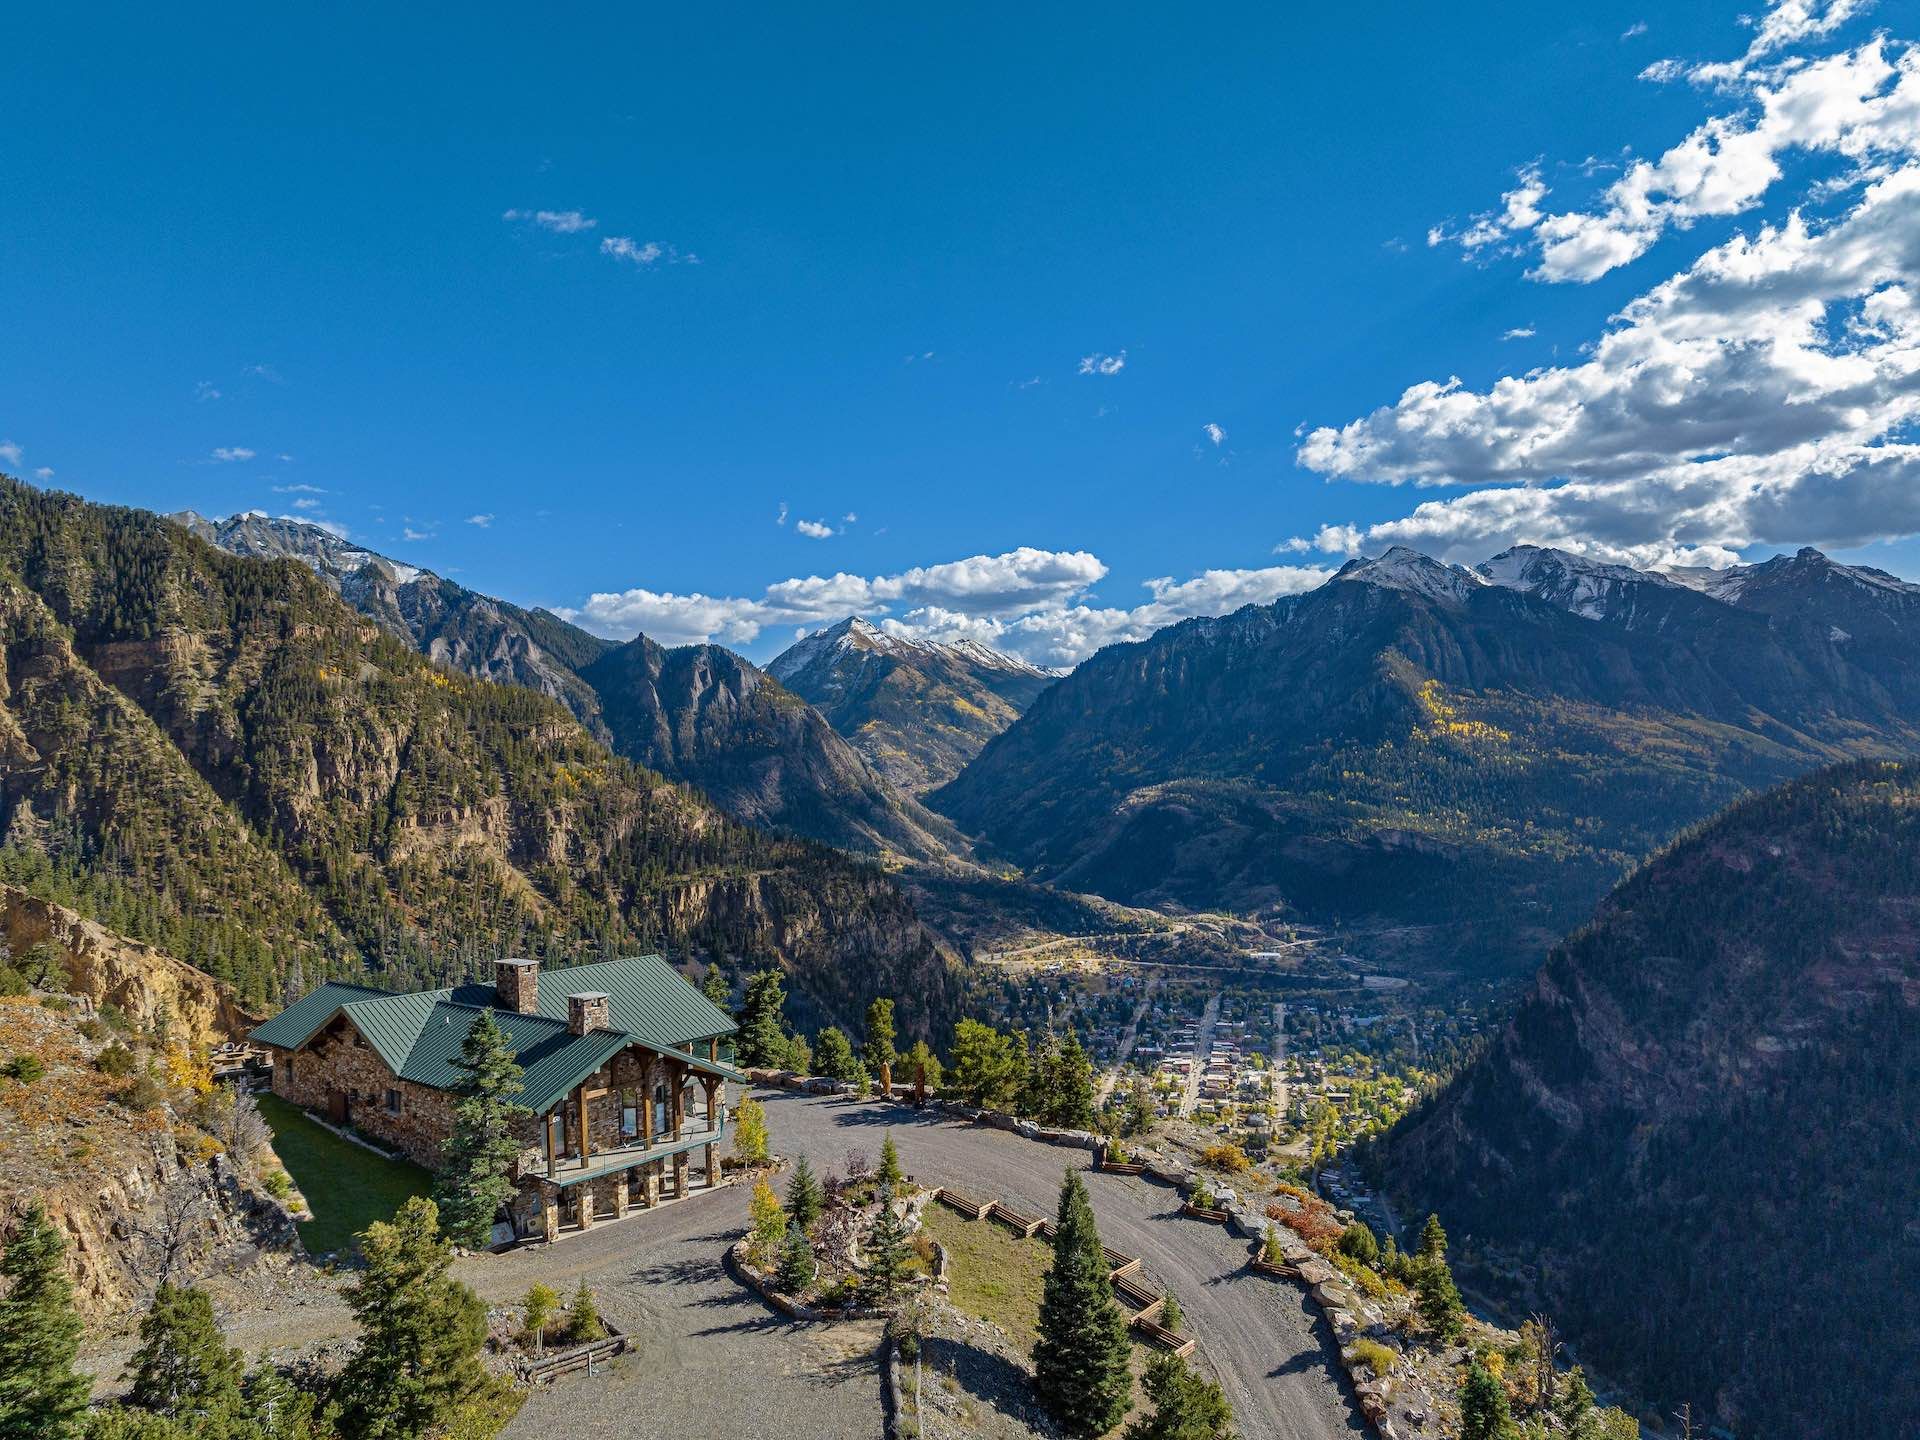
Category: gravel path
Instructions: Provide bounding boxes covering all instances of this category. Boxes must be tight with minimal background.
[765,1090,1367,1440]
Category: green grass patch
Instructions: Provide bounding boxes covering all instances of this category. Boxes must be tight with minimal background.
[923,1203,1052,1343]
[256,1091,432,1255]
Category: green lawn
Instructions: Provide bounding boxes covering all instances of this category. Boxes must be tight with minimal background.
[256,1091,433,1255]
[923,1203,1053,1343]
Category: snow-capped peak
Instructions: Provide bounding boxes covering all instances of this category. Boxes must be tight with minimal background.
[1334,546,1489,605]
[768,616,1050,682]
[1478,544,1680,620]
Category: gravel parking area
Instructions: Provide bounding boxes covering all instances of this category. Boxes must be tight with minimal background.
[762,1089,1367,1440]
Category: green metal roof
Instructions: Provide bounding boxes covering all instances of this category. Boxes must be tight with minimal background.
[249,956,742,1113]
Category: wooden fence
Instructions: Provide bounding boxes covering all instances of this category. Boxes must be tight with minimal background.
[523,1330,628,1384]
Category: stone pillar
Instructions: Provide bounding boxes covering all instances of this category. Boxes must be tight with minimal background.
[673,1150,689,1200]
[577,1186,594,1231]
[541,1191,559,1243]
[705,1141,718,1188]
[644,1160,662,1208]
[614,1171,630,1218]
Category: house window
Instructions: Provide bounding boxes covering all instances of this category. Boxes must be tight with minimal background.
[384,1088,402,1117]
[281,1056,295,1085]
[620,1092,639,1142]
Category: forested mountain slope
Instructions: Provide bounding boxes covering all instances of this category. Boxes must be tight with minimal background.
[1,479,960,1033]
[173,512,963,864]
[1375,761,1920,1439]
[934,546,1920,972]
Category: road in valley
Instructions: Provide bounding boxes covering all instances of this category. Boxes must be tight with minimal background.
[1097,975,1159,1103]
[1177,993,1222,1118]
[765,1089,1366,1440]
[1272,1001,1289,1116]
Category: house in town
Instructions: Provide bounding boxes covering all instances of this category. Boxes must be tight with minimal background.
[251,955,742,1243]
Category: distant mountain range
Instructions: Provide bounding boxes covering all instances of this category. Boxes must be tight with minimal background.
[1375,761,1920,1438]
[0,482,961,1032]
[170,511,966,864]
[932,543,1920,971]
[769,616,1055,793]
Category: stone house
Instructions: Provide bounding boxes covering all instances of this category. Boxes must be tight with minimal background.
[251,955,742,1243]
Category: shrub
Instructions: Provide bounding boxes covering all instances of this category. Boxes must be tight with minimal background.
[522,1283,561,1345]
[1105,1138,1129,1165]
[1348,1338,1396,1379]
[119,1073,168,1112]
[1263,1226,1286,1264]
[96,1042,137,1077]
[1338,1221,1380,1267]
[1190,1183,1215,1210]
[1160,1291,1183,1333]
[263,1170,293,1200]
[76,1018,106,1042]
[564,1280,605,1342]
[2,1054,46,1083]
[1198,1142,1249,1173]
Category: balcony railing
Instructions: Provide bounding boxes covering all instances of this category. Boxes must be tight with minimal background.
[517,1122,723,1186]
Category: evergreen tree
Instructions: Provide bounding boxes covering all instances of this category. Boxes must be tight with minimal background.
[563,1280,604,1343]
[1459,1361,1514,1440]
[947,1019,1019,1109]
[862,997,896,1095]
[732,1096,770,1165]
[786,1154,823,1230]
[0,1202,89,1440]
[700,964,730,1009]
[813,1026,858,1082]
[1125,1351,1235,1440]
[775,1225,816,1295]
[1033,1170,1132,1437]
[905,1039,942,1102]
[124,1283,245,1426]
[432,1012,527,1249]
[1048,1031,1096,1129]
[1414,1257,1465,1341]
[1159,1290,1182,1333]
[1418,1212,1448,1261]
[1020,1033,1055,1118]
[864,1184,911,1303]
[333,1197,503,1440]
[237,1365,330,1440]
[1338,1221,1380,1267]
[877,1132,904,1189]
[736,969,790,1069]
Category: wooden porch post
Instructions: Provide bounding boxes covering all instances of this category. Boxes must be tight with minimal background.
[640,1054,654,1146]
[545,1111,557,1179]
[576,1083,591,1166]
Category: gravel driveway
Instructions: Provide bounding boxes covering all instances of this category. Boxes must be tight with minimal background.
[763,1089,1368,1440]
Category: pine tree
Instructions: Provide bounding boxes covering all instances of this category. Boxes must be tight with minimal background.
[948,1019,1019,1109]
[700,964,730,1009]
[775,1224,816,1295]
[1033,1170,1132,1437]
[1414,1256,1465,1341]
[736,969,790,1069]
[1459,1361,1514,1440]
[124,1283,245,1425]
[0,1202,89,1440]
[1159,1290,1182,1333]
[813,1026,857,1083]
[433,1012,527,1249]
[864,1184,911,1303]
[333,1197,502,1440]
[863,997,896,1096]
[1125,1351,1235,1440]
[564,1280,605,1343]
[877,1132,904,1189]
[1418,1212,1448,1261]
[1049,1031,1096,1129]
[732,1096,770,1165]
[787,1154,823,1230]
[905,1040,942,1102]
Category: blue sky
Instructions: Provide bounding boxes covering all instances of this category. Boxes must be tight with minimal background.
[5,2,1919,664]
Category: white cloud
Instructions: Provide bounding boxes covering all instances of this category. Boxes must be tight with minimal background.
[0,441,22,468]
[601,236,698,267]
[559,545,1328,666]
[1295,4,1920,574]
[843,512,859,524]
[1203,422,1226,446]
[795,519,834,538]
[292,497,320,511]
[1500,326,1536,339]
[285,515,350,539]
[211,447,256,462]
[195,380,222,402]
[775,501,789,527]
[33,467,53,480]
[1078,350,1127,376]
[1440,32,1919,283]
[503,207,597,234]
[1622,20,1649,40]
[466,513,494,528]
[273,483,327,494]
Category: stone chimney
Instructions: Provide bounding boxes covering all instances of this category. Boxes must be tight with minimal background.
[494,958,540,1015]
[568,992,610,1036]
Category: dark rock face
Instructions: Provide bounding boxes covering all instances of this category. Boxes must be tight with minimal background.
[933,548,1920,972]
[581,636,966,863]
[769,617,1054,795]
[1378,761,1920,1439]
